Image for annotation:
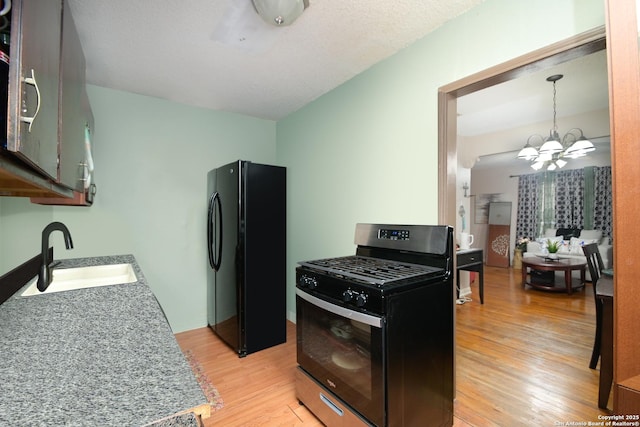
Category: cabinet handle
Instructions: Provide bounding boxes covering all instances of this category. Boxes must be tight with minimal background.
[78,161,89,182]
[21,69,41,133]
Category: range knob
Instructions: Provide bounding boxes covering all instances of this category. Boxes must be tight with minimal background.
[342,290,354,302]
[355,293,368,307]
[299,275,318,289]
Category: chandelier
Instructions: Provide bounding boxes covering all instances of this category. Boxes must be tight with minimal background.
[517,74,595,171]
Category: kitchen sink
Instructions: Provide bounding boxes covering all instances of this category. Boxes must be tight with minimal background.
[21,263,138,296]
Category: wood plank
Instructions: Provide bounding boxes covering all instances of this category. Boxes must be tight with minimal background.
[176,265,610,426]
[604,0,640,412]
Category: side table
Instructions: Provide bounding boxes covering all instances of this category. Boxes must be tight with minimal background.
[457,248,484,304]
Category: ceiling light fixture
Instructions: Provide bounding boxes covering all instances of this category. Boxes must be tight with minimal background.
[252,0,309,26]
[516,74,596,171]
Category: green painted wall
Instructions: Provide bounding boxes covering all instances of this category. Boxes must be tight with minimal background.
[0,86,276,333]
[277,0,605,320]
[0,0,604,332]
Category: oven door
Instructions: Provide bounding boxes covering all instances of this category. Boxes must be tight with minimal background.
[296,288,384,426]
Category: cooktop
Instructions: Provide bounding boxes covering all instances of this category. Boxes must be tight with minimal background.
[298,255,441,286]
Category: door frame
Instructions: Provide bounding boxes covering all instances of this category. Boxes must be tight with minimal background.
[436,24,607,408]
[439,3,640,410]
[604,0,640,411]
[437,26,606,230]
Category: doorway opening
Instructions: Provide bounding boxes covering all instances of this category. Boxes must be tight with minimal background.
[437,25,608,421]
[437,26,606,229]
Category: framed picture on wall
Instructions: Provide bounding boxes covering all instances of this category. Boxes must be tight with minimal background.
[475,193,505,224]
[488,201,512,225]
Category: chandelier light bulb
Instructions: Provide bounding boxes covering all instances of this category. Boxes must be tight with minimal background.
[531,161,545,171]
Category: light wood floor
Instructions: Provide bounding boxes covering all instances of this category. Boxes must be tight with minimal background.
[175,265,611,426]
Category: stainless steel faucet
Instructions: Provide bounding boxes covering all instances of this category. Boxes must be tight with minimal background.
[37,222,74,292]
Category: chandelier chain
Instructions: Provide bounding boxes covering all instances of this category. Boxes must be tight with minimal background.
[552,80,558,133]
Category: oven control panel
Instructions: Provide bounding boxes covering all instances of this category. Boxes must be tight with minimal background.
[297,270,383,313]
[378,228,410,240]
[354,223,451,255]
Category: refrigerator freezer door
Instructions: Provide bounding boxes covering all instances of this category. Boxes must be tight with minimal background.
[207,163,241,353]
[206,169,217,330]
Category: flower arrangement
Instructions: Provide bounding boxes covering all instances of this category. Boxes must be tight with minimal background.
[547,239,560,253]
[516,237,530,252]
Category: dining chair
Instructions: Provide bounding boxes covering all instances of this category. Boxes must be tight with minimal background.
[582,243,605,369]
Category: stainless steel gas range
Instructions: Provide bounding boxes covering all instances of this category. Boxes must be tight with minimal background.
[295,223,454,427]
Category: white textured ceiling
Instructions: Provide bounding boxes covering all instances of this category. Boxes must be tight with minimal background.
[66,0,610,169]
[457,50,609,138]
[67,0,486,121]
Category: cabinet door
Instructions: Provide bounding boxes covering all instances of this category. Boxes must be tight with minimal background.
[7,0,62,181]
[59,0,89,191]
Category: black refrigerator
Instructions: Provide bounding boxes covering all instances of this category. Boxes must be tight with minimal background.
[207,160,287,357]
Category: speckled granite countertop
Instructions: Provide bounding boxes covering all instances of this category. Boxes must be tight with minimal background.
[0,254,206,426]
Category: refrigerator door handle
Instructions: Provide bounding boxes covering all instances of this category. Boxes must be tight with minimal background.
[207,192,215,269]
[207,192,223,271]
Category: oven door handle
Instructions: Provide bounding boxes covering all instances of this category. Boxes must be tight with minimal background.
[296,288,383,328]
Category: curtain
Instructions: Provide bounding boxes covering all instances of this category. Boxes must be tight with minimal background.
[583,167,595,229]
[515,166,613,240]
[555,169,585,229]
[539,171,556,236]
[593,166,613,241]
[516,174,539,240]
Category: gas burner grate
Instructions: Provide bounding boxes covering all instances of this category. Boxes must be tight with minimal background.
[299,256,441,285]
